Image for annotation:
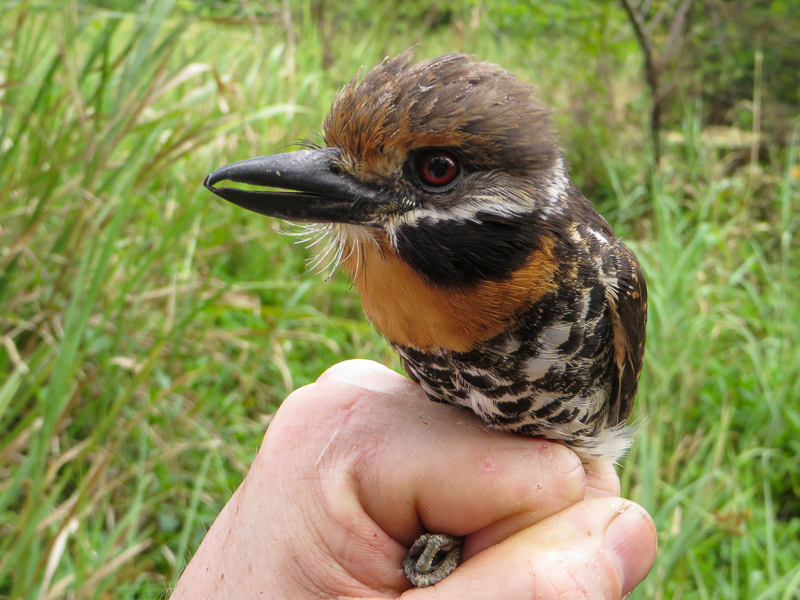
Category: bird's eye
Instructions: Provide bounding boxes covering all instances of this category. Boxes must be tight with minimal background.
[416,150,460,189]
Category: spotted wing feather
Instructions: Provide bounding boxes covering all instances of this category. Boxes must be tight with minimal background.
[605,242,647,425]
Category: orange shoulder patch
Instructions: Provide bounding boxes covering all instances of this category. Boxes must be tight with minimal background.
[342,234,559,352]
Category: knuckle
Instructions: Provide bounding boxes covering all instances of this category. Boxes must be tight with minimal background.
[265,380,368,457]
[535,441,586,502]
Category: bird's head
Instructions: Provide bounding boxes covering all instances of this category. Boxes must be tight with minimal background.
[206,52,575,350]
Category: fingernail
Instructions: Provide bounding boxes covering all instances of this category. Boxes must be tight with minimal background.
[605,506,657,596]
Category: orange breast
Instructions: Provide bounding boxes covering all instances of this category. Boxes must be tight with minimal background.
[341,234,559,352]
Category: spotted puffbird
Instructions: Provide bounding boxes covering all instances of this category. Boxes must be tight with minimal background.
[205,52,647,588]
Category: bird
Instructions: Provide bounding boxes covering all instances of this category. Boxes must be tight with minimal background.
[205,51,647,588]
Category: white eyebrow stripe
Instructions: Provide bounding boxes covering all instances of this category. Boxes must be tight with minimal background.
[397,196,535,227]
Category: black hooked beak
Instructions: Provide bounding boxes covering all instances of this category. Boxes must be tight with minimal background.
[204,148,384,226]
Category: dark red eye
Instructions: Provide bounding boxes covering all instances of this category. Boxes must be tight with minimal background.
[417,150,460,188]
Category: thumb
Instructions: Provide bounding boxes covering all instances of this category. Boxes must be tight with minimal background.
[402,498,656,600]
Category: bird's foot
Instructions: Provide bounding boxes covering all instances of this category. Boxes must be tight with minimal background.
[402,533,464,588]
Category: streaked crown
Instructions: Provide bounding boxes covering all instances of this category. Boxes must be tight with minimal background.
[324,52,559,180]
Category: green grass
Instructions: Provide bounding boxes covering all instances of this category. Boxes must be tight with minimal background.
[1,2,798,599]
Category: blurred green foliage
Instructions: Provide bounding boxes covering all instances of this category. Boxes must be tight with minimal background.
[77,0,800,136]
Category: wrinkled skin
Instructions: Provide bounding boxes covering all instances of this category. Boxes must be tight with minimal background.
[172,360,656,599]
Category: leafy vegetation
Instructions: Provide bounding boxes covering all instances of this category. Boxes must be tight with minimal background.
[1,1,798,598]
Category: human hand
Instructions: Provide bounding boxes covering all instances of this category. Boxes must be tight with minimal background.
[172,359,656,599]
